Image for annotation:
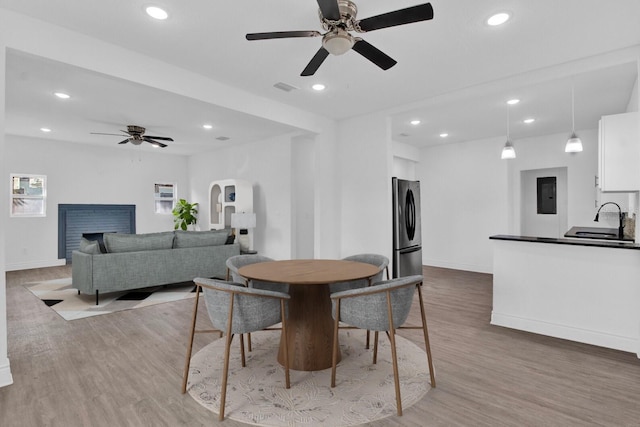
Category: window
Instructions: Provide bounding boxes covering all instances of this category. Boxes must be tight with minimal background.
[11,174,47,217]
[154,183,176,214]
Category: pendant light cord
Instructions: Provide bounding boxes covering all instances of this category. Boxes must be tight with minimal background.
[571,83,576,133]
[506,104,510,139]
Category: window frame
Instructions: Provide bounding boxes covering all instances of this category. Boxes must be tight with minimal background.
[10,173,47,217]
[154,182,177,215]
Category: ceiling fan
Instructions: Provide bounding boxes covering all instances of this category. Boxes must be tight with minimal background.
[246,0,434,76]
[90,125,173,148]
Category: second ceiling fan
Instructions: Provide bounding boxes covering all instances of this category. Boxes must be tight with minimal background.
[246,0,434,76]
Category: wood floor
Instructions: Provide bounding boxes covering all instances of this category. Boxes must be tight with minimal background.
[2,265,640,426]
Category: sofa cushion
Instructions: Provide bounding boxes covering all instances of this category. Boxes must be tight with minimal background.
[79,237,101,255]
[104,232,175,253]
[174,229,230,248]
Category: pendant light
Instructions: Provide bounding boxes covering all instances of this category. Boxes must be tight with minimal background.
[565,83,583,153]
[501,103,516,159]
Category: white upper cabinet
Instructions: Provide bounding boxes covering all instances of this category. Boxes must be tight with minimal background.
[598,112,640,192]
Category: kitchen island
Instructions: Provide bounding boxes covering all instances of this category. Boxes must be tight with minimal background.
[490,235,640,357]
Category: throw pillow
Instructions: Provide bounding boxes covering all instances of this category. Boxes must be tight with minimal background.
[174,229,230,248]
[79,237,101,255]
[104,231,175,253]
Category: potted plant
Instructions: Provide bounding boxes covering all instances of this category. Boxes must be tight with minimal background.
[172,199,199,230]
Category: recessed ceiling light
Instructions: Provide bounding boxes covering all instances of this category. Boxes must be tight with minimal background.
[40,127,51,132]
[507,99,520,105]
[54,92,70,99]
[312,84,326,91]
[202,124,213,129]
[146,6,168,20]
[410,120,421,126]
[487,12,510,26]
[524,118,535,124]
[439,133,449,138]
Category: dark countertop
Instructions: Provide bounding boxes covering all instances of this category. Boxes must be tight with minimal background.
[490,234,640,250]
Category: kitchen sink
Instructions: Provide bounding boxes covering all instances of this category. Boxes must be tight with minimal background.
[575,231,617,238]
[564,226,632,241]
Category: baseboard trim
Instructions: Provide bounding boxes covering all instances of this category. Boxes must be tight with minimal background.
[491,312,639,357]
[423,258,492,274]
[5,258,66,272]
[0,358,13,388]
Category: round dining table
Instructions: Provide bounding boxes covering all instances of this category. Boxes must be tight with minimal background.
[238,259,379,371]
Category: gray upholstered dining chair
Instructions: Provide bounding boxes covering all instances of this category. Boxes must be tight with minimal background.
[330,253,390,348]
[329,253,389,293]
[226,254,289,351]
[330,274,436,416]
[226,254,289,293]
[181,277,291,421]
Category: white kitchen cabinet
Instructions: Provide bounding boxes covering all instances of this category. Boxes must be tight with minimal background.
[598,112,640,192]
[209,179,253,230]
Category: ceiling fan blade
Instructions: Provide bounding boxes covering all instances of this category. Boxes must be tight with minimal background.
[357,3,434,32]
[246,30,322,40]
[317,0,341,21]
[301,47,330,76]
[118,138,130,144]
[90,132,127,136]
[352,39,397,70]
[144,137,167,148]
[144,135,174,141]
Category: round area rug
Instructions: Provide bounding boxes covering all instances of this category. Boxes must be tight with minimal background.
[186,330,432,426]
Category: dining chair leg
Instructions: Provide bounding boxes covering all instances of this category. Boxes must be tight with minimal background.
[366,330,370,349]
[386,290,403,416]
[331,299,341,388]
[181,285,201,394]
[247,333,252,352]
[372,331,379,364]
[417,283,436,387]
[280,300,290,389]
[239,334,246,367]
[219,294,236,421]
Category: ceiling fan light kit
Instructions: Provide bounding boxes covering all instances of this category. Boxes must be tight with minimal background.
[246,0,434,76]
[322,29,354,55]
[91,125,173,148]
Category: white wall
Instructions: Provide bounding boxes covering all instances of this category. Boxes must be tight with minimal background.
[4,135,189,270]
[188,134,295,260]
[0,45,12,388]
[392,140,420,179]
[338,113,393,260]
[418,137,509,273]
[292,135,315,259]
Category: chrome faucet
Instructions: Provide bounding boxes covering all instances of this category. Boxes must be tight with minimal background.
[594,202,624,239]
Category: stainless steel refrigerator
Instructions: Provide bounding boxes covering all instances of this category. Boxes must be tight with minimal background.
[392,177,422,278]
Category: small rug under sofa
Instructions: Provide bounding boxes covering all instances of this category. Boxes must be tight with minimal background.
[25,277,197,321]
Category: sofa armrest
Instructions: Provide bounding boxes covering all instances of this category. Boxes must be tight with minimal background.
[72,250,93,294]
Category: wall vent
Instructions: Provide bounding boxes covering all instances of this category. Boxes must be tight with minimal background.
[273,82,299,92]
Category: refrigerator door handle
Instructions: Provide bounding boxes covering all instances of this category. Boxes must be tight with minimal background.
[405,189,416,241]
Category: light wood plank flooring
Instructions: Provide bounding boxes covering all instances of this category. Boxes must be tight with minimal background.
[1,265,640,426]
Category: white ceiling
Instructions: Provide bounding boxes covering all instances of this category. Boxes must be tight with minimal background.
[2,0,640,154]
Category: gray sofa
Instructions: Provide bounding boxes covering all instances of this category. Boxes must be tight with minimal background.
[72,230,239,304]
